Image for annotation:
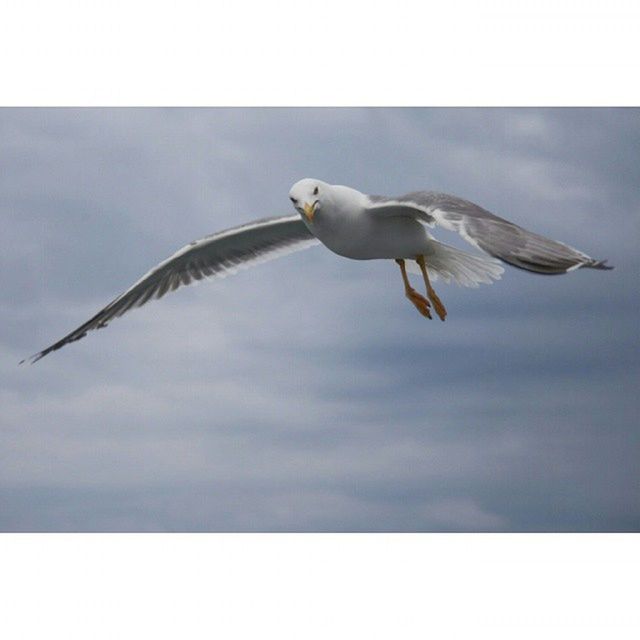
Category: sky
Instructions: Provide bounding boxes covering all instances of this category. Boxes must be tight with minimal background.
[0,107,638,532]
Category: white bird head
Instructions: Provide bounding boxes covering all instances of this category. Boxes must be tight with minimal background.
[288,178,328,222]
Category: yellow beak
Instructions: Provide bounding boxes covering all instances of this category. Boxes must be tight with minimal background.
[303,201,316,222]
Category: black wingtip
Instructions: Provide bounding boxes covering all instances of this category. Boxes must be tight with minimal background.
[19,351,46,365]
[588,259,614,270]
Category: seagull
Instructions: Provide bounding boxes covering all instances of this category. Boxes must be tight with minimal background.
[22,178,612,363]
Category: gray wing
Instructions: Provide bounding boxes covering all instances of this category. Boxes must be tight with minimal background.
[23,215,319,363]
[366,192,612,274]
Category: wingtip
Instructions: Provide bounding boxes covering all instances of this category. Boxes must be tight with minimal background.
[19,352,45,366]
[589,259,614,271]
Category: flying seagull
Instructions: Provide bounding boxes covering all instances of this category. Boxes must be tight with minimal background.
[22,178,612,363]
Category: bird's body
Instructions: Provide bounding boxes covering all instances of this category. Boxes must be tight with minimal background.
[22,178,612,363]
[299,184,430,260]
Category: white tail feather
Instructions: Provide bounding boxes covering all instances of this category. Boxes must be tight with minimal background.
[406,240,504,288]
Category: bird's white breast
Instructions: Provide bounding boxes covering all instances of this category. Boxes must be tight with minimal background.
[305,187,430,260]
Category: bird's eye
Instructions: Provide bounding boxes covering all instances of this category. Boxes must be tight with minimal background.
[313,186,319,196]
[290,196,298,204]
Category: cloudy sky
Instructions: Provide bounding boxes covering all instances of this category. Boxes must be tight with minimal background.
[0,108,638,531]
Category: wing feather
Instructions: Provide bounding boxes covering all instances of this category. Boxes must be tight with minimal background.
[23,215,318,363]
[366,191,612,274]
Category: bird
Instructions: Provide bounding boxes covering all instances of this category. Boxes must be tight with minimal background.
[21,178,612,363]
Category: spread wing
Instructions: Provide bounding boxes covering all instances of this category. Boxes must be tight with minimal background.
[23,215,319,363]
[366,191,612,274]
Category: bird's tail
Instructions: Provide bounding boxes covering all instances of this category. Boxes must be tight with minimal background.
[407,241,504,288]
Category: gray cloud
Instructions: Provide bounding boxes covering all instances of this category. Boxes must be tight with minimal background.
[0,108,638,531]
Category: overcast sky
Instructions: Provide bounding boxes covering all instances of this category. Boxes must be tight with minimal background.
[1,108,638,531]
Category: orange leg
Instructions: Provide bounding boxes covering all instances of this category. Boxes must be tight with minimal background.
[395,258,432,319]
[416,255,447,321]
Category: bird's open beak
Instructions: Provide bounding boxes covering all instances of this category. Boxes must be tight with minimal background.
[303,201,317,222]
